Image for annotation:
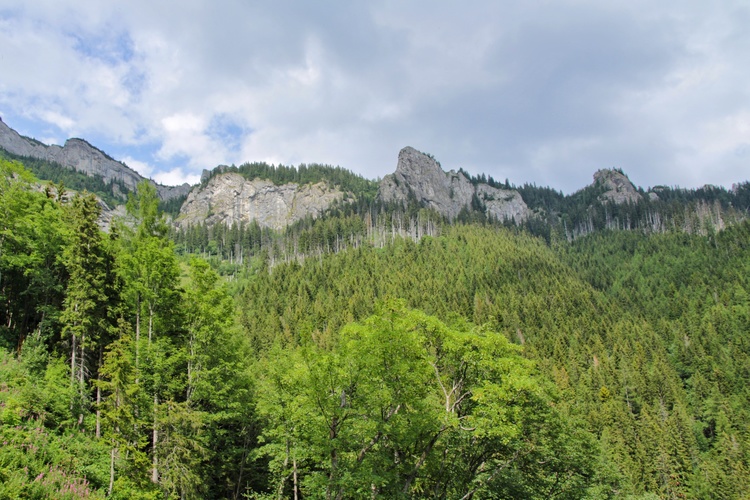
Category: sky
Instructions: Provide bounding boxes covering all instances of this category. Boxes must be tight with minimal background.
[0,1,748,193]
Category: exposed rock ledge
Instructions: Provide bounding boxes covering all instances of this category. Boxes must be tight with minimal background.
[175,173,345,231]
[594,169,642,204]
[378,146,529,222]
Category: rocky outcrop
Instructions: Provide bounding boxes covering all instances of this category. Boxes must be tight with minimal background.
[0,117,191,201]
[201,165,231,183]
[476,184,530,222]
[594,169,642,204]
[175,173,345,231]
[378,146,529,222]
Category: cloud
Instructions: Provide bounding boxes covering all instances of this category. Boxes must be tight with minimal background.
[120,156,153,178]
[0,1,749,193]
[152,167,200,187]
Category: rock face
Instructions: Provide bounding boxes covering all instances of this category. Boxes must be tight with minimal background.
[0,118,191,201]
[378,147,529,222]
[175,173,345,231]
[594,169,642,204]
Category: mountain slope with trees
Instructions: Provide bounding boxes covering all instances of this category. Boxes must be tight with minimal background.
[2,146,750,499]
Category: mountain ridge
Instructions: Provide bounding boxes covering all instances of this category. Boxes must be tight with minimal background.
[0,117,190,202]
[2,118,748,235]
[175,173,346,231]
[378,146,531,222]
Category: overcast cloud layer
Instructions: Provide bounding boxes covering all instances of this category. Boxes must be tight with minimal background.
[1,1,748,192]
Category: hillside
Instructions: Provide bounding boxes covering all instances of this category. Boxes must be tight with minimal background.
[238,223,750,498]
[172,147,750,266]
[2,154,750,498]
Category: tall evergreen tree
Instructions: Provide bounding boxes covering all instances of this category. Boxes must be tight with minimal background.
[60,192,111,424]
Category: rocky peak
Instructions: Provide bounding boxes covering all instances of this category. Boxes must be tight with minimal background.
[594,169,642,204]
[200,164,232,184]
[0,118,191,201]
[394,146,446,183]
[175,173,345,231]
[378,147,529,222]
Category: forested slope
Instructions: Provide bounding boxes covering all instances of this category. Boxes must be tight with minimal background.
[2,156,750,498]
[238,223,750,498]
[1,159,253,499]
[564,228,750,498]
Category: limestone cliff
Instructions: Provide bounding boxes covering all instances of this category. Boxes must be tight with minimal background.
[175,173,345,230]
[593,169,642,204]
[0,118,191,201]
[378,147,529,222]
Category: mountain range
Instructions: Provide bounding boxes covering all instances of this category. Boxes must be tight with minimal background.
[0,117,191,202]
[3,117,750,499]
[1,117,748,236]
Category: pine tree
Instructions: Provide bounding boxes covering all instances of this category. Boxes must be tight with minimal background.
[60,192,110,425]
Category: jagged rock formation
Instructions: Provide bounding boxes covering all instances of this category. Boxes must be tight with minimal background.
[201,165,231,183]
[378,147,529,222]
[175,173,345,231]
[0,117,191,201]
[594,169,642,204]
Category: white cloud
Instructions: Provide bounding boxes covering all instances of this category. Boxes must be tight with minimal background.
[120,156,153,178]
[0,1,749,192]
[153,167,200,187]
[38,111,75,132]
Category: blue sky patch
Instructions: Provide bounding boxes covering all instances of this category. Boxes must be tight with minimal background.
[71,29,135,66]
[207,114,249,154]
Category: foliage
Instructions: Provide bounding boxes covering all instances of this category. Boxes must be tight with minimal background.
[256,301,599,498]
[2,156,750,498]
[0,147,127,208]
[240,223,750,498]
[0,158,68,353]
[201,161,379,202]
[157,194,188,219]
[0,351,107,499]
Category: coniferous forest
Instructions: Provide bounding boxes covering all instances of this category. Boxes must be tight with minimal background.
[1,156,750,499]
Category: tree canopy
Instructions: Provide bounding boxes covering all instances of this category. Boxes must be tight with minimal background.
[1,157,749,498]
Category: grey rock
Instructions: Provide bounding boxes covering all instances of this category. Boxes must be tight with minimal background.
[0,118,191,201]
[476,184,530,222]
[200,164,232,184]
[175,173,344,231]
[378,146,529,222]
[594,169,642,204]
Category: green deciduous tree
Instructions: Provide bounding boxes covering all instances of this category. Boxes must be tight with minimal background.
[0,159,66,353]
[257,301,598,499]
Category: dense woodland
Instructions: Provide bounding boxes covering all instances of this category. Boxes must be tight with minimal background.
[2,155,750,499]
